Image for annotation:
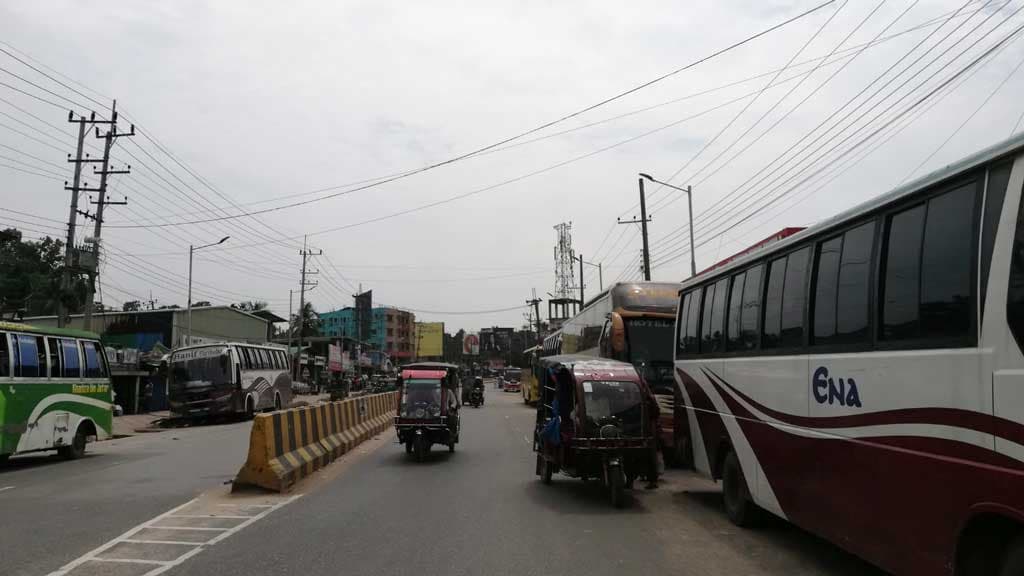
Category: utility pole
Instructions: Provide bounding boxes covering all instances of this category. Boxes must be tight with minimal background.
[617,178,653,281]
[526,289,543,345]
[81,100,133,332]
[578,253,584,305]
[59,111,93,327]
[640,173,696,278]
[296,235,321,380]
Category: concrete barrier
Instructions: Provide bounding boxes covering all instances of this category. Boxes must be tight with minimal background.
[234,391,399,493]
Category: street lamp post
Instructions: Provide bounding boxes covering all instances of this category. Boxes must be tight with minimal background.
[639,173,696,278]
[187,236,229,345]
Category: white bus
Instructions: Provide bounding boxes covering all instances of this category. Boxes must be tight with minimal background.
[168,342,292,419]
[674,133,1024,576]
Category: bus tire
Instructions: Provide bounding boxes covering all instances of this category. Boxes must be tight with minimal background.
[1000,534,1024,576]
[244,396,255,420]
[59,425,88,460]
[274,393,282,411]
[722,450,759,527]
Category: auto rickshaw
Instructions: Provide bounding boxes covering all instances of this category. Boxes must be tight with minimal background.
[394,362,461,462]
[533,355,657,507]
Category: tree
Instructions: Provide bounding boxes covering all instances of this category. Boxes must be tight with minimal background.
[0,229,86,317]
[192,300,212,308]
[232,300,268,312]
[158,304,181,310]
[123,300,142,312]
[300,301,321,337]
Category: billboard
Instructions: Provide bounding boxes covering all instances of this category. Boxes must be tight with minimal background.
[354,290,373,341]
[463,333,480,355]
[415,322,444,357]
[328,344,342,372]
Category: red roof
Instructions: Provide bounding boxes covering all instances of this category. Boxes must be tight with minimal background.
[698,227,806,276]
[401,369,447,380]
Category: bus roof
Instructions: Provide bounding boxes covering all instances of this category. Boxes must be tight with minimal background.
[681,131,1024,289]
[0,321,100,340]
[580,281,680,314]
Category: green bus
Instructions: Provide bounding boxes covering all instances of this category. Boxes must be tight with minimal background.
[0,321,113,462]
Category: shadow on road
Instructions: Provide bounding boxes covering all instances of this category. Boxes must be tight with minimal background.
[671,489,885,575]
[378,448,457,467]
[522,474,653,515]
[0,452,98,473]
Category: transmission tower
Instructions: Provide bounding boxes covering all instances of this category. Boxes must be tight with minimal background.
[552,222,576,300]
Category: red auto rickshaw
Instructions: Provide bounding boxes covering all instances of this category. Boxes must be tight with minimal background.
[394,362,461,461]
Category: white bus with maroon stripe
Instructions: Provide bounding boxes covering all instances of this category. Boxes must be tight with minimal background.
[674,133,1024,576]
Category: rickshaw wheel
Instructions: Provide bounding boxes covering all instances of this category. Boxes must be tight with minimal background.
[610,468,625,508]
[541,459,553,484]
[448,442,455,453]
[414,436,428,462]
[405,441,413,454]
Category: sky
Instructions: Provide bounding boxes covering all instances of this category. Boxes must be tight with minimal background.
[2,0,1024,332]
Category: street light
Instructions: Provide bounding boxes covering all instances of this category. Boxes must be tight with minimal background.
[187,236,229,345]
[639,173,696,278]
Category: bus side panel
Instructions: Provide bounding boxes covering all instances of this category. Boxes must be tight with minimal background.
[13,381,112,453]
[674,360,715,477]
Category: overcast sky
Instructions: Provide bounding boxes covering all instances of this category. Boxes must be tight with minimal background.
[2,0,1023,332]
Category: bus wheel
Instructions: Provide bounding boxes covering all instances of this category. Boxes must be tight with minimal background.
[244,396,255,420]
[59,426,88,460]
[722,450,760,527]
[274,394,282,411]
[1000,534,1024,576]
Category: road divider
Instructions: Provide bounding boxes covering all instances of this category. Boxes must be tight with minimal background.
[233,391,398,492]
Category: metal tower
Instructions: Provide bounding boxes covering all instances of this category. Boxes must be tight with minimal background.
[553,222,576,300]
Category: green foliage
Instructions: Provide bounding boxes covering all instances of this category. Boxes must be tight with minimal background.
[300,301,321,337]
[0,229,86,317]
[232,300,268,312]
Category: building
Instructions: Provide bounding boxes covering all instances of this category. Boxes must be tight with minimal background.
[319,306,415,361]
[24,305,271,350]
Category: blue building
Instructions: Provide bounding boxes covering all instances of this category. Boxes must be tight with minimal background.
[318,306,415,361]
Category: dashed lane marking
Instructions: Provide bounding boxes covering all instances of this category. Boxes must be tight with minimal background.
[0,486,13,493]
[47,494,300,576]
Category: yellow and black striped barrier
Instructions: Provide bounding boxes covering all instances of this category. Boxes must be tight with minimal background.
[233,391,399,493]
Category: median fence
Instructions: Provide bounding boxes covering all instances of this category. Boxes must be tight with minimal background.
[233,391,398,493]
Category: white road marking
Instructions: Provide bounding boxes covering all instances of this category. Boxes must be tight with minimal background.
[47,495,300,576]
[0,486,14,493]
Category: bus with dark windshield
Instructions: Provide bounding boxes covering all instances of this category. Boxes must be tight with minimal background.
[541,282,686,466]
[168,342,292,419]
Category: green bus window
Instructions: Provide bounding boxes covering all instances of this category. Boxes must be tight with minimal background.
[15,334,40,378]
[0,333,9,377]
[62,339,81,378]
[81,341,102,378]
[47,337,61,377]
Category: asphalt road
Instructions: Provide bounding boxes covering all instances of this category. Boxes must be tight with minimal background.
[0,417,253,576]
[157,391,886,576]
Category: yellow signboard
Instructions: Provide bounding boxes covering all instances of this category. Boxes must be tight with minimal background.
[415,322,444,357]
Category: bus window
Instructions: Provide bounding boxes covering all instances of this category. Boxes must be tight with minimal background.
[685,289,701,352]
[259,349,269,369]
[700,283,716,352]
[726,272,745,350]
[813,236,842,344]
[0,333,9,377]
[242,347,253,370]
[46,337,61,377]
[61,339,81,378]
[779,247,810,348]
[763,256,787,349]
[740,264,763,350]
[708,277,729,352]
[920,183,975,340]
[1009,177,1024,351]
[278,350,287,369]
[835,221,874,343]
[14,334,43,378]
[677,291,691,352]
[882,204,925,340]
[81,341,103,378]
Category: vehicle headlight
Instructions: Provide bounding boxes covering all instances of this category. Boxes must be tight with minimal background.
[428,404,441,417]
[414,407,426,418]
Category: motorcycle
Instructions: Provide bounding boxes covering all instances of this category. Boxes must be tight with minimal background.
[469,387,483,408]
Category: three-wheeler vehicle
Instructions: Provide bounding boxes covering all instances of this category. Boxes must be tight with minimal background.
[533,355,657,507]
[395,362,461,461]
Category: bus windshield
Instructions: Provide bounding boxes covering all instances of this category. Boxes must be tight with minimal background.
[170,349,230,389]
[625,318,674,366]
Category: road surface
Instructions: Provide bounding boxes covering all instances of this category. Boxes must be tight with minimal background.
[4,391,886,576]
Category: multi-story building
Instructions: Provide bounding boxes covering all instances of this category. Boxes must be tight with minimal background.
[318,306,415,361]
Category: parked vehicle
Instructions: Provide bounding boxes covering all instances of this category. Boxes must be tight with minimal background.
[674,134,1024,575]
[533,355,657,507]
[0,322,113,461]
[395,362,461,461]
[169,342,292,419]
[503,379,521,393]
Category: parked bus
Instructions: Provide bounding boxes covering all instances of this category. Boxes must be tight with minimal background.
[541,282,688,466]
[674,134,1024,576]
[169,342,292,419]
[0,322,113,461]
